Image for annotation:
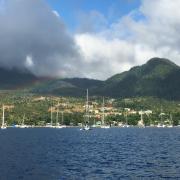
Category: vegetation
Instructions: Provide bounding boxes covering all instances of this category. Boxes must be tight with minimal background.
[0,91,179,126]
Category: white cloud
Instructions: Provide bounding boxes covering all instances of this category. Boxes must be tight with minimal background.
[52,10,60,17]
[75,0,180,79]
[25,55,34,68]
[75,34,134,79]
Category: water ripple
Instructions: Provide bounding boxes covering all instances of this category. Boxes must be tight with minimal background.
[0,127,180,179]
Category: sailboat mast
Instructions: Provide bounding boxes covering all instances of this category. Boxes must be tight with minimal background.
[51,106,53,126]
[160,106,163,125]
[125,111,128,125]
[86,89,89,123]
[141,110,143,121]
[2,105,4,126]
[102,97,105,125]
[170,113,173,126]
[61,111,64,125]
[22,114,25,125]
[56,108,59,126]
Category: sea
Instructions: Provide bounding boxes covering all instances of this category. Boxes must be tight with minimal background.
[0,127,180,180]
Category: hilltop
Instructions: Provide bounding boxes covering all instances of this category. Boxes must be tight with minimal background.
[97,57,180,99]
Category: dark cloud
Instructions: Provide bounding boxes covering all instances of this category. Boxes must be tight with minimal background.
[0,0,81,77]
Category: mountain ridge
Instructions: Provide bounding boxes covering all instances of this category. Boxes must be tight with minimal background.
[0,57,179,100]
[100,57,180,99]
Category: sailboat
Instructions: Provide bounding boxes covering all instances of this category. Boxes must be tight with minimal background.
[100,97,110,129]
[157,106,166,128]
[1,105,7,129]
[92,118,96,127]
[46,106,54,128]
[60,111,66,128]
[80,89,91,131]
[55,107,66,128]
[122,110,130,128]
[19,114,28,128]
[55,107,61,128]
[167,114,173,128]
[149,115,155,127]
[138,110,145,128]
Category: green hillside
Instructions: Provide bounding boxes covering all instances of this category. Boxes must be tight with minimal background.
[97,58,180,99]
[31,78,103,97]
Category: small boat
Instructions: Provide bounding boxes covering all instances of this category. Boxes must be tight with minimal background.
[149,124,155,127]
[19,125,28,128]
[80,124,91,131]
[45,123,53,128]
[167,125,173,128]
[101,125,110,129]
[157,124,166,128]
[122,124,130,128]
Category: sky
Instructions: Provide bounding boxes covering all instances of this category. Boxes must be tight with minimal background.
[0,0,180,80]
[46,0,141,31]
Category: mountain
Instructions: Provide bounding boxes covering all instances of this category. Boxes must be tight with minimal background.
[0,67,41,89]
[0,66,102,95]
[96,57,180,100]
[31,57,180,100]
[0,57,179,100]
[32,78,103,97]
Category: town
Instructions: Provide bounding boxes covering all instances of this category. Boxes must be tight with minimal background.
[0,91,180,128]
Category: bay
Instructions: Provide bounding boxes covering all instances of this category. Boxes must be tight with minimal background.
[0,127,180,179]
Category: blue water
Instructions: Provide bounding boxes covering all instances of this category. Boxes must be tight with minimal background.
[0,128,180,180]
